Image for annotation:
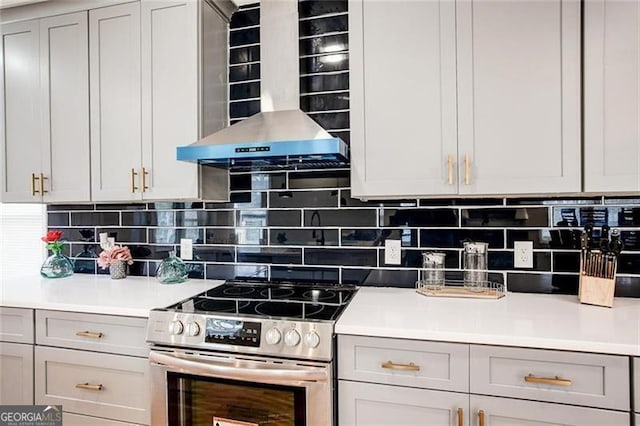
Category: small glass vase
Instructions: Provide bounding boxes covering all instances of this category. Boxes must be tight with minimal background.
[40,250,74,279]
[156,251,188,284]
[109,260,127,279]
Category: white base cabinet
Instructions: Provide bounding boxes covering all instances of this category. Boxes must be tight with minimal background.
[63,412,143,426]
[0,342,34,405]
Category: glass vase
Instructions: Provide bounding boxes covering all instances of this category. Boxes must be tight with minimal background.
[156,251,188,284]
[109,260,127,279]
[40,250,74,279]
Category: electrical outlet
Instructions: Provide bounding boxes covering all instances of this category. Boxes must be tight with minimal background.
[514,241,533,268]
[384,239,401,265]
[180,238,193,260]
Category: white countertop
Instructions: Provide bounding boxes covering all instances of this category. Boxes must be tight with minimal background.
[335,287,640,356]
[0,274,223,317]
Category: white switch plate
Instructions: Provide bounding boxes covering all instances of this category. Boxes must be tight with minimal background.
[384,239,402,265]
[180,238,193,260]
[514,241,533,268]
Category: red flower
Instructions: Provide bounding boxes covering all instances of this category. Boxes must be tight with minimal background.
[41,231,63,243]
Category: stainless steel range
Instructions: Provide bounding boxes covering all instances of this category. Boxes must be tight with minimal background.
[147,280,357,426]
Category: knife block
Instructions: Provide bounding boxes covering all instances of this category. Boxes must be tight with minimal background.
[578,255,616,308]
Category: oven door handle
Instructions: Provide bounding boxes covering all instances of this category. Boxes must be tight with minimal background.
[149,351,329,383]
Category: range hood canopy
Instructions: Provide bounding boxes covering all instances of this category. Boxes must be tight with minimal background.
[177,0,349,170]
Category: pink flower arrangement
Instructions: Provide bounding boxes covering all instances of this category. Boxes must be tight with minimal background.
[98,245,134,269]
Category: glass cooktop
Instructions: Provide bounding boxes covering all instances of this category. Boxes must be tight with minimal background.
[166,280,357,322]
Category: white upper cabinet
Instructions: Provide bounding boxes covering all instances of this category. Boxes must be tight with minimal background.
[456,0,581,195]
[89,2,142,202]
[349,0,458,198]
[1,12,89,203]
[350,0,581,199]
[584,0,640,193]
[90,0,229,202]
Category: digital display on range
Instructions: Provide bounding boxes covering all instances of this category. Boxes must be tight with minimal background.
[205,318,261,347]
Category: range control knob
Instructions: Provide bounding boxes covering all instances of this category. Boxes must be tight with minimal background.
[186,322,200,337]
[284,329,301,347]
[265,327,282,345]
[304,331,320,348]
[169,320,184,335]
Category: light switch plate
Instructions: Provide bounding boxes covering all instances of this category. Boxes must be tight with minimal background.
[384,239,402,265]
[180,238,193,260]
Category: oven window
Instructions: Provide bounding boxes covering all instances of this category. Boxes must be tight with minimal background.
[167,372,307,426]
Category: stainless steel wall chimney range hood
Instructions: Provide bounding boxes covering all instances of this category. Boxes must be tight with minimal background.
[176,0,349,170]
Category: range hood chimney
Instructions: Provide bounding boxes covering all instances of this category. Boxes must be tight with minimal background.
[176,0,349,170]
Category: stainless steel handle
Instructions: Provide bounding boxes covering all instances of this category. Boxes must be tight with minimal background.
[464,154,471,185]
[75,331,104,339]
[448,155,454,185]
[457,407,463,426]
[40,173,48,194]
[141,167,149,192]
[130,168,138,193]
[31,173,40,196]
[524,374,572,386]
[478,409,485,426]
[381,361,420,371]
[149,351,329,383]
[75,383,103,391]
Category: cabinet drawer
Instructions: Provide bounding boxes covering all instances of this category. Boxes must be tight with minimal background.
[470,345,629,410]
[470,394,629,426]
[338,335,469,392]
[0,342,33,405]
[64,412,144,426]
[634,357,639,413]
[35,346,149,425]
[0,307,34,343]
[36,310,147,357]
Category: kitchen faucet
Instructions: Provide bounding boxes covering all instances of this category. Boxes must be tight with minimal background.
[310,210,325,246]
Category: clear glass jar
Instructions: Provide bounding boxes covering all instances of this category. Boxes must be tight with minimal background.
[420,252,446,290]
[463,241,488,290]
[156,251,188,284]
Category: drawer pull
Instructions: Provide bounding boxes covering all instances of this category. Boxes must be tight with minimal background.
[478,409,485,426]
[76,331,104,339]
[457,408,463,426]
[381,361,420,371]
[524,374,572,386]
[75,383,103,391]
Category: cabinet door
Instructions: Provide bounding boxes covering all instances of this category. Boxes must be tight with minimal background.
[584,0,640,192]
[89,2,142,202]
[339,380,469,426]
[0,19,42,202]
[141,0,199,200]
[0,342,34,405]
[469,395,629,426]
[40,12,90,203]
[349,0,458,199]
[456,0,581,195]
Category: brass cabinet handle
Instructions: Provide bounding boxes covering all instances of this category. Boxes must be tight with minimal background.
[457,407,463,426]
[381,361,420,371]
[75,331,104,339]
[464,154,471,185]
[524,374,572,386]
[478,410,485,426]
[40,173,48,194]
[75,383,103,391]
[141,167,149,192]
[447,155,454,185]
[130,168,138,193]
[31,173,40,196]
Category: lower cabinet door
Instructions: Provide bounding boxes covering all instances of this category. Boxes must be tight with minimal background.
[469,395,629,426]
[339,380,469,426]
[64,412,144,426]
[0,342,33,405]
[35,346,149,424]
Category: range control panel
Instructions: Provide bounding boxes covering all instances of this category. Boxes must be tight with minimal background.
[204,318,261,347]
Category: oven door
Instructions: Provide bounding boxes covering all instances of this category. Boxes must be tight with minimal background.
[149,349,333,426]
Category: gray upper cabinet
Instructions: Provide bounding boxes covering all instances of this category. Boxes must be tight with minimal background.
[1,12,90,203]
[584,0,640,193]
[349,0,458,198]
[349,0,581,199]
